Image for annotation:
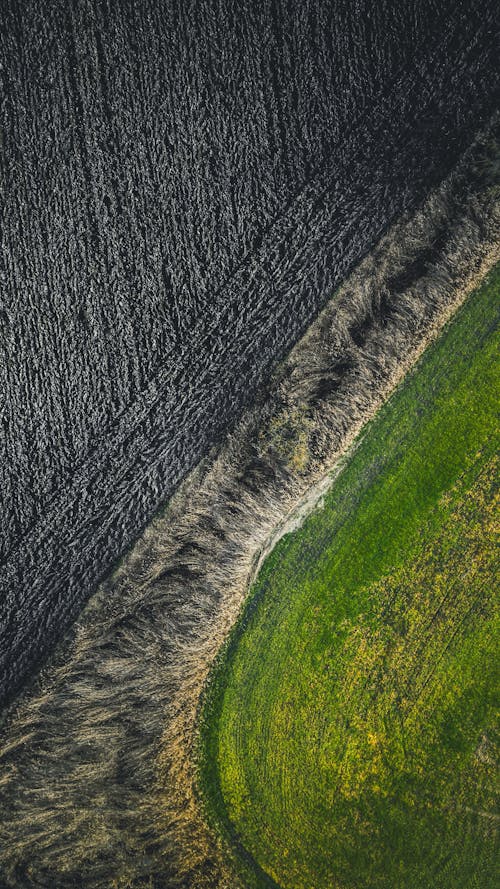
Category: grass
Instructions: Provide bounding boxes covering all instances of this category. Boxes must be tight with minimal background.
[198,266,500,889]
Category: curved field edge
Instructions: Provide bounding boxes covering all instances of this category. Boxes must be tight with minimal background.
[197,270,500,889]
[0,124,499,889]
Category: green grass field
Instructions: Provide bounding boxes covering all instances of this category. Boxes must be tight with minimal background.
[199,267,500,889]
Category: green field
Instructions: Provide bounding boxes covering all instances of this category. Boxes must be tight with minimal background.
[199,267,500,889]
